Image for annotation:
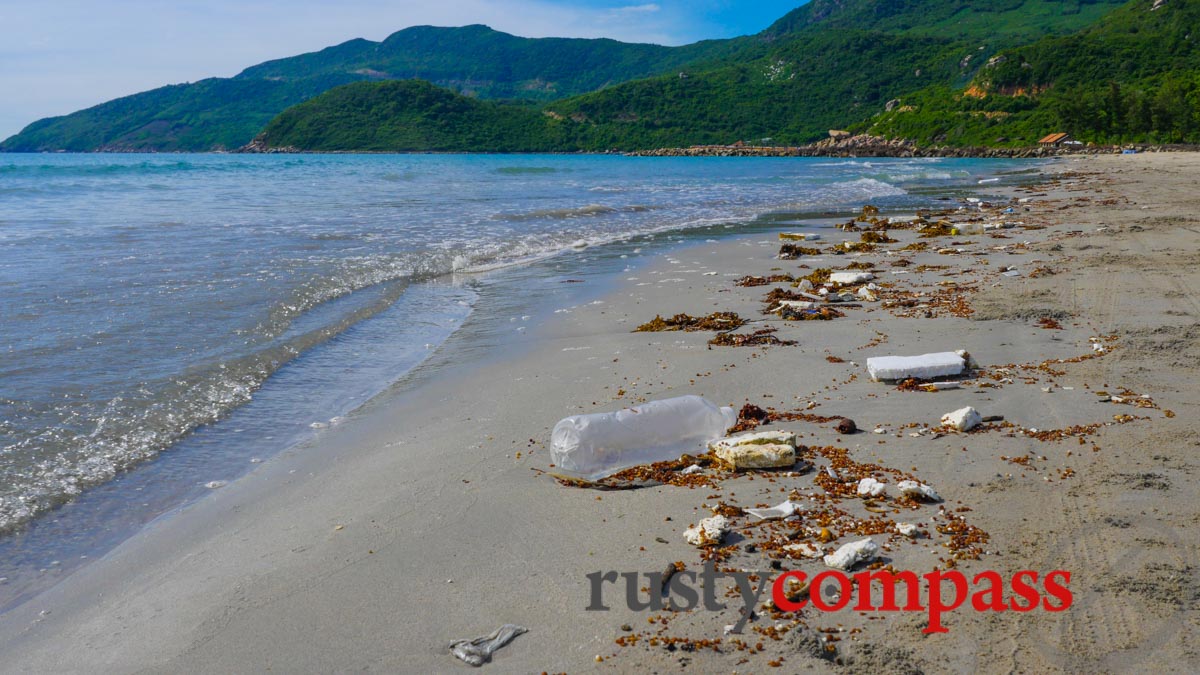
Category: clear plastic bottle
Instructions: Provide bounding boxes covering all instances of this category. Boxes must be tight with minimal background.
[551,395,737,480]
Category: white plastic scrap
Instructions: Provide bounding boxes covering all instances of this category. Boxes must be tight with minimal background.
[896,523,919,538]
[449,624,529,667]
[784,542,824,559]
[829,272,875,285]
[685,515,731,546]
[681,464,704,475]
[856,477,887,498]
[866,352,966,382]
[823,538,880,571]
[746,500,808,521]
[941,406,982,432]
[896,480,942,502]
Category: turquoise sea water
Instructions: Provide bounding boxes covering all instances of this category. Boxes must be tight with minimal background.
[0,153,1035,605]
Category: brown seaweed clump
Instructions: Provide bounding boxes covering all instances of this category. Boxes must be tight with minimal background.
[708,328,797,348]
[736,274,794,287]
[918,221,957,238]
[728,403,771,432]
[840,242,877,253]
[844,261,875,271]
[781,306,845,321]
[635,312,746,332]
[779,244,821,260]
[860,231,896,244]
[799,268,832,285]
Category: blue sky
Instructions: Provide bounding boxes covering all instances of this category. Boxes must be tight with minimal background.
[0,1,804,140]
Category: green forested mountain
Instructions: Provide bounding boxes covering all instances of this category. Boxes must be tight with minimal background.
[254,0,1142,152]
[7,0,1186,153]
[865,0,1200,145]
[254,80,573,152]
[0,25,755,152]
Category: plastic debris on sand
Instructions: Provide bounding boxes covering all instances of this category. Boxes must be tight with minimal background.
[866,352,966,382]
[449,624,528,666]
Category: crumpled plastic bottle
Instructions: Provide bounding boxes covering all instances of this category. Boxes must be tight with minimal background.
[551,395,736,480]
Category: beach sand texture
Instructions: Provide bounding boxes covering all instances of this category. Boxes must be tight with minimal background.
[0,152,1198,673]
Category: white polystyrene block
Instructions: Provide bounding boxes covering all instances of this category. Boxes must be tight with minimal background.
[823,538,880,571]
[866,352,966,381]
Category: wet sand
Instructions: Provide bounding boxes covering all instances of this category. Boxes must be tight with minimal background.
[0,152,1197,673]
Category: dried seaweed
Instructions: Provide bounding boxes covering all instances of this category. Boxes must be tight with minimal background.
[781,306,845,321]
[708,328,797,348]
[635,312,746,332]
[860,231,896,244]
[736,274,794,287]
[918,221,957,238]
[799,268,832,285]
[779,244,821,260]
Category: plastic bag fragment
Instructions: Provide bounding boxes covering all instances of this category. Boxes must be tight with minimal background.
[449,624,528,667]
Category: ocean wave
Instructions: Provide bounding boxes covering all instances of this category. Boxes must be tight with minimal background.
[0,279,410,536]
[493,203,655,222]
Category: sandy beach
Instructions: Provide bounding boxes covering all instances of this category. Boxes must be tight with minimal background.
[0,152,1197,673]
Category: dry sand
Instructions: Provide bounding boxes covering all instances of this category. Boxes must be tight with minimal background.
[0,153,1197,673]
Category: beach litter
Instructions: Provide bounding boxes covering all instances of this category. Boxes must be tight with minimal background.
[866,351,967,382]
[746,500,808,521]
[857,477,887,498]
[823,538,880,571]
[896,480,942,502]
[449,624,528,667]
[941,406,983,432]
[896,523,920,538]
[779,232,821,241]
[551,395,735,480]
[829,272,875,285]
[709,430,798,470]
[784,542,824,559]
[685,515,731,546]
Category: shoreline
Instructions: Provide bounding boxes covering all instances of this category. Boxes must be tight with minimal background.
[1,153,1197,672]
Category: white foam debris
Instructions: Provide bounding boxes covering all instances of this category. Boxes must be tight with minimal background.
[896,480,942,502]
[684,515,731,547]
[829,272,875,285]
[710,430,798,469]
[746,500,807,521]
[941,406,982,431]
[681,464,704,475]
[866,352,966,381]
[784,542,824,558]
[204,481,227,489]
[856,477,887,497]
[772,300,815,312]
[896,523,919,537]
[823,538,880,571]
